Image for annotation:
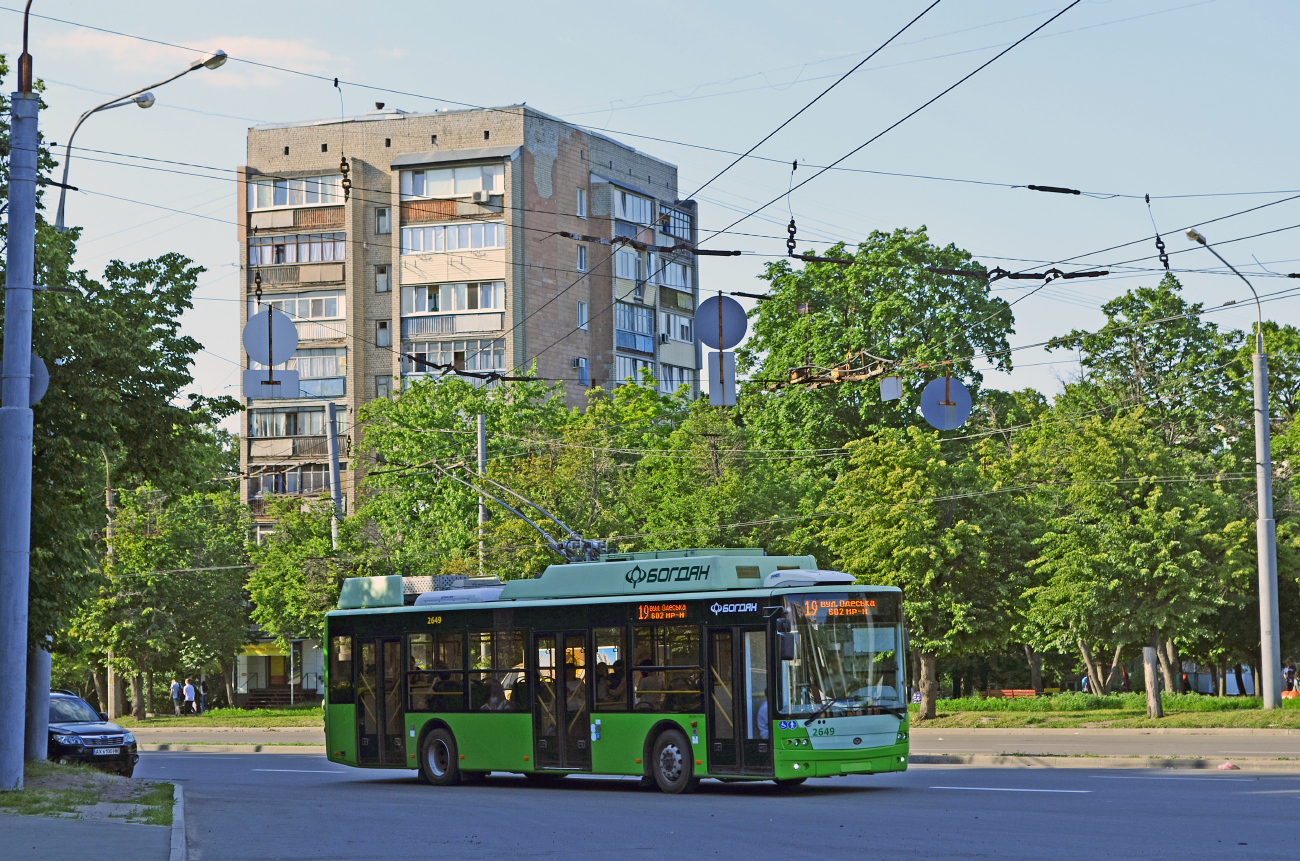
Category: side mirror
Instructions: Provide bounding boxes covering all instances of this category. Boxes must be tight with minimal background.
[98,712,108,721]
[776,620,796,662]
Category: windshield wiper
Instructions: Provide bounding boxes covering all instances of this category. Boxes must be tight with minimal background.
[803,697,858,726]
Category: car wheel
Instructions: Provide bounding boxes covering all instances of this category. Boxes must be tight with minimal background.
[418,728,461,786]
[651,728,699,794]
[120,764,135,779]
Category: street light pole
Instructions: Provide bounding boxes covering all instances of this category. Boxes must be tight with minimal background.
[53,49,227,232]
[1186,227,1282,709]
[0,1,39,791]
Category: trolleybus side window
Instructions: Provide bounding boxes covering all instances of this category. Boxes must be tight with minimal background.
[632,625,701,712]
[593,627,629,711]
[469,630,528,712]
[408,632,466,712]
[329,635,354,704]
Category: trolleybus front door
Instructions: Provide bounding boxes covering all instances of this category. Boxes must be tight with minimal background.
[706,627,774,775]
[533,631,592,771]
[356,638,405,766]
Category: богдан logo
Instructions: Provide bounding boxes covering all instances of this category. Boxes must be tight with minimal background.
[625,566,648,588]
[710,601,758,615]
[625,564,710,589]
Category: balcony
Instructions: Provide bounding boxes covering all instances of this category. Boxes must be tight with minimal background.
[616,330,655,354]
[402,313,503,338]
[295,320,345,342]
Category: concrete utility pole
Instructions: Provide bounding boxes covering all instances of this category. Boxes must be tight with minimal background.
[326,402,343,550]
[1186,228,1282,709]
[0,4,39,790]
[477,414,487,575]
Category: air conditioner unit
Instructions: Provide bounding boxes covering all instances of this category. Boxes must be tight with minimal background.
[572,357,585,369]
[471,190,492,203]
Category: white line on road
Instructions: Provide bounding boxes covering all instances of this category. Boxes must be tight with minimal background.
[1090,775,1291,782]
[930,786,1091,793]
[252,768,347,774]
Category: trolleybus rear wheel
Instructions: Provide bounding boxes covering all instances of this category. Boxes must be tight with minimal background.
[651,729,699,794]
[419,728,461,786]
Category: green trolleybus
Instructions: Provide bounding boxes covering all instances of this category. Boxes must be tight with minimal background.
[323,548,909,793]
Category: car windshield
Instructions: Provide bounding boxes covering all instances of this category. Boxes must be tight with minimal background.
[49,696,101,724]
[778,592,904,716]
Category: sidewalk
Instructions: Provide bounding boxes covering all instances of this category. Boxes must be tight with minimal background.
[0,814,170,861]
[132,725,324,748]
[910,727,1300,758]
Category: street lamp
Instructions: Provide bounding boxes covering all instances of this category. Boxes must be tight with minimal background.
[1186,227,1282,709]
[53,49,227,232]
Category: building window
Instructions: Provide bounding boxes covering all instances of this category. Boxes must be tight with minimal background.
[400,222,505,254]
[376,207,391,235]
[576,188,587,218]
[252,347,346,398]
[658,364,695,395]
[376,376,393,399]
[662,207,691,239]
[401,281,505,315]
[247,175,344,210]
[575,357,589,387]
[660,261,691,290]
[576,245,588,273]
[376,265,390,293]
[248,463,344,498]
[248,406,326,438]
[399,165,505,200]
[614,190,653,225]
[376,321,392,348]
[658,311,693,343]
[615,355,654,387]
[577,301,589,331]
[615,302,654,353]
[402,339,506,374]
[614,249,640,281]
[248,233,346,266]
[250,290,346,321]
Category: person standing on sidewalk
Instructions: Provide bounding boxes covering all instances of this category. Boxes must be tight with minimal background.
[199,680,209,714]
[170,678,182,716]
[183,678,196,716]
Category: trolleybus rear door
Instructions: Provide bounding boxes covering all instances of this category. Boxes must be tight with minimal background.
[356,638,405,766]
[706,627,774,775]
[532,631,592,771]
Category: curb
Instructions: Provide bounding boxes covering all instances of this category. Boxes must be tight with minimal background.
[141,744,326,754]
[169,783,185,861]
[910,754,1300,772]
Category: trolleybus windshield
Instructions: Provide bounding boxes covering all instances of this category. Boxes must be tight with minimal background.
[778,592,904,717]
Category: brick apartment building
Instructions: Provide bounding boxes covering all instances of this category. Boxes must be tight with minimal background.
[237,104,703,526]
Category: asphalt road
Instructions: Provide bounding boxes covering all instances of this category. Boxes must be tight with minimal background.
[137,752,1299,860]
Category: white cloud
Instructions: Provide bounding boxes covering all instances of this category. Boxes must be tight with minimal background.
[44,30,350,88]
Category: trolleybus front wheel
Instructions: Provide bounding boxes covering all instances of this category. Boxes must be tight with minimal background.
[651,729,700,794]
[774,777,807,788]
[419,728,461,786]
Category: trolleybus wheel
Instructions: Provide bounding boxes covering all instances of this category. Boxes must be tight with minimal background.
[650,729,699,794]
[774,777,807,788]
[419,728,461,786]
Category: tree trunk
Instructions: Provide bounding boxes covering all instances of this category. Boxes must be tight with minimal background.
[1164,638,1182,692]
[1102,645,1124,695]
[1207,663,1218,699]
[144,670,154,716]
[1077,640,1105,694]
[1234,664,1246,697]
[1024,645,1043,694]
[1217,660,1227,697]
[1144,631,1164,718]
[224,661,238,711]
[917,651,939,721]
[92,669,106,713]
[951,670,961,701]
[1250,664,1260,697]
[130,673,144,720]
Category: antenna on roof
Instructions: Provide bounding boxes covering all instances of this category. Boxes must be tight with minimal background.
[433,463,606,563]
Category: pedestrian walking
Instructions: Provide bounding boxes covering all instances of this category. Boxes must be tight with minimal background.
[170,678,181,716]
[183,678,196,716]
[200,680,209,714]
[1285,661,1296,692]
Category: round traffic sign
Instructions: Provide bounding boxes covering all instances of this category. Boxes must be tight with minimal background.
[243,308,299,367]
[696,295,748,350]
[919,376,972,430]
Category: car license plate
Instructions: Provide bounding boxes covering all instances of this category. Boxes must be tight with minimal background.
[92,747,120,756]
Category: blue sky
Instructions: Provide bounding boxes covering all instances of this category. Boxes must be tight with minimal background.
[4,0,1298,430]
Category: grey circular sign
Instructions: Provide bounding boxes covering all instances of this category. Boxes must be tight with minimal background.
[696,296,748,350]
[919,376,972,431]
[29,353,48,406]
[242,308,299,367]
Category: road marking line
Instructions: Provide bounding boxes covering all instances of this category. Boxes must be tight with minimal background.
[252,768,347,774]
[1090,776,1293,782]
[930,786,1091,793]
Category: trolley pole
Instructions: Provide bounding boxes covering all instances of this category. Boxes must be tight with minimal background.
[477,414,487,575]
[326,402,343,550]
[0,17,39,790]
